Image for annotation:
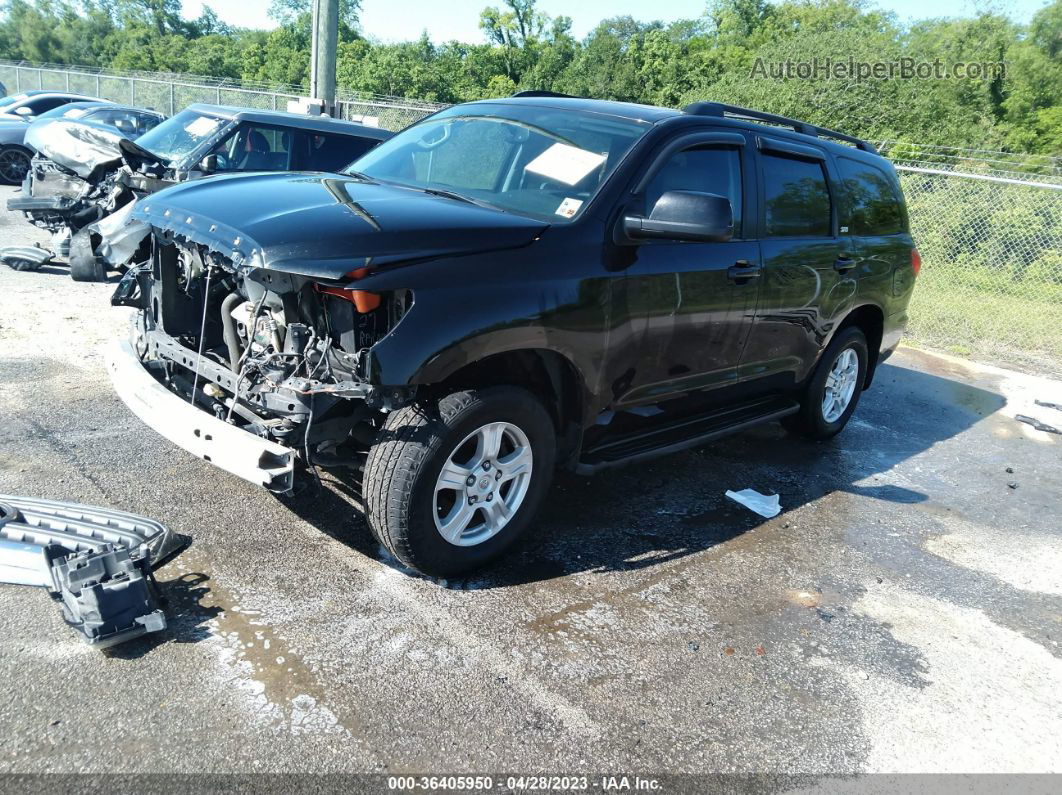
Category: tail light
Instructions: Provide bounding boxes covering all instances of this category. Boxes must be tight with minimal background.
[911,248,922,277]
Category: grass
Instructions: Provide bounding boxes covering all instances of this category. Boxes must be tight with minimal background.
[908,274,1062,376]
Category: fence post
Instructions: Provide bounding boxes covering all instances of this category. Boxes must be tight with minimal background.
[65,72,70,91]
[96,74,100,97]
[272,93,277,111]
[217,87,221,104]
[130,78,135,105]
[169,83,175,116]
[14,67,19,92]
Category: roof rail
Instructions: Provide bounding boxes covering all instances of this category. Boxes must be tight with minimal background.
[511,90,577,99]
[683,101,877,153]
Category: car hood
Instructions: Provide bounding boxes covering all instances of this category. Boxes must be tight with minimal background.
[25,118,163,179]
[133,172,551,279]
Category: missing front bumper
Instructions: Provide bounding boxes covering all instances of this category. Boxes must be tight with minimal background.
[104,339,296,493]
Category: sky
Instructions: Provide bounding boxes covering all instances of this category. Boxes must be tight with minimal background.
[180,0,1051,42]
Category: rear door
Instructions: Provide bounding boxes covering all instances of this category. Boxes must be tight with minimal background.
[835,155,912,303]
[740,137,855,390]
[615,130,761,407]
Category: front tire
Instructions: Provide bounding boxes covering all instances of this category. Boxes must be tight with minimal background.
[784,326,868,440]
[364,386,556,577]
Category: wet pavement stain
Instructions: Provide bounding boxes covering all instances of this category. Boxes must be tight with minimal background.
[162,549,354,737]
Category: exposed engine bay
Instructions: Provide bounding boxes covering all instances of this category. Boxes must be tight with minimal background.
[114,234,413,473]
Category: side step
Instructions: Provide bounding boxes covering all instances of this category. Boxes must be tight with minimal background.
[576,397,799,475]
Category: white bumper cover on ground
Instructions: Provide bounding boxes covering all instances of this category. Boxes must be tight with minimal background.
[104,339,295,492]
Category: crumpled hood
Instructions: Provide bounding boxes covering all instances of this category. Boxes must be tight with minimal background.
[133,172,551,279]
[25,118,163,179]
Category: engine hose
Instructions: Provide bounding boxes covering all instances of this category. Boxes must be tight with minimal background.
[220,292,244,373]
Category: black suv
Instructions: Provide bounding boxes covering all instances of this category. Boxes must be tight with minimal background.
[106,95,918,577]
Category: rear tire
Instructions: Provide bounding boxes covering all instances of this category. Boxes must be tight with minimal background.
[68,230,108,282]
[364,386,556,578]
[783,326,868,440]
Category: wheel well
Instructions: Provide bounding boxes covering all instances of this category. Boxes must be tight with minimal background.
[837,304,884,387]
[435,349,585,461]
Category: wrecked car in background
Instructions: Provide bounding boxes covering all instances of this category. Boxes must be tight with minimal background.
[105,95,916,579]
[7,104,393,281]
[0,92,111,185]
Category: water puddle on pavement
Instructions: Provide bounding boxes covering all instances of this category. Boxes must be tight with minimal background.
[162,550,350,736]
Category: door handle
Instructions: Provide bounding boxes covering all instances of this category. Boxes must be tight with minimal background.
[834,256,857,273]
[727,261,761,282]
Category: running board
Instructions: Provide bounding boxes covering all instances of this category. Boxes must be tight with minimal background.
[576,397,799,475]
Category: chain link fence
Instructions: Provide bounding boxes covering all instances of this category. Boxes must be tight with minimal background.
[882,143,1062,374]
[2,60,1060,372]
[0,60,443,131]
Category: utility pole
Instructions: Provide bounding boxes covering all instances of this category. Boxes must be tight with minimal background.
[310,0,338,115]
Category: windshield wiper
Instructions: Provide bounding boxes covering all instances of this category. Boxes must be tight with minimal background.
[344,170,377,183]
[420,187,501,211]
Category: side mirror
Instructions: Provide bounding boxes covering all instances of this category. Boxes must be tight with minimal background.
[14,106,33,117]
[624,190,734,243]
[198,154,218,173]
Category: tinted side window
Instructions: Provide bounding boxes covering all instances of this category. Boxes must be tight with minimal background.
[644,146,743,237]
[302,133,378,172]
[210,124,292,172]
[27,96,73,114]
[762,153,831,237]
[838,157,903,235]
[136,113,163,134]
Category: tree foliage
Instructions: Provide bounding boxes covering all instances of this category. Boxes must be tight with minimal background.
[0,0,1057,153]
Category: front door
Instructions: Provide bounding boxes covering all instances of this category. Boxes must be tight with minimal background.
[613,133,761,408]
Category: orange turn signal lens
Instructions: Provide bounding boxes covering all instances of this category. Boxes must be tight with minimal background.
[315,284,381,314]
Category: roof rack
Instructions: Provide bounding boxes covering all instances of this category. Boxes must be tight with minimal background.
[683,101,877,153]
[511,90,577,99]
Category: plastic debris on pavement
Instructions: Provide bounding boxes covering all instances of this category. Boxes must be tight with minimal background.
[0,495,188,649]
[1015,414,1061,435]
[724,488,782,519]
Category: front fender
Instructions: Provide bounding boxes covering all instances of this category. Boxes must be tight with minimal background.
[363,280,605,393]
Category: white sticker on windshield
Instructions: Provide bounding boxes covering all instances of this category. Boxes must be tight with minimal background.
[526,142,606,186]
[185,116,221,137]
[555,197,583,218]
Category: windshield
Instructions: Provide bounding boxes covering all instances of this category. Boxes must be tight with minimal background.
[133,108,227,163]
[348,103,651,221]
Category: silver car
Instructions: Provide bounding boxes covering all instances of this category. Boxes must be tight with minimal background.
[0,92,106,183]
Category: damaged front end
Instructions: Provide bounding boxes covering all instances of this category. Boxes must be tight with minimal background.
[7,119,171,270]
[108,223,413,493]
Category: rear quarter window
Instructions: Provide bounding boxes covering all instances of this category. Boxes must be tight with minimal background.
[837,156,904,235]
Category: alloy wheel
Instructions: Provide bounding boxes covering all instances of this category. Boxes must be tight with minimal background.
[821,347,859,423]
[433,421,534,547]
